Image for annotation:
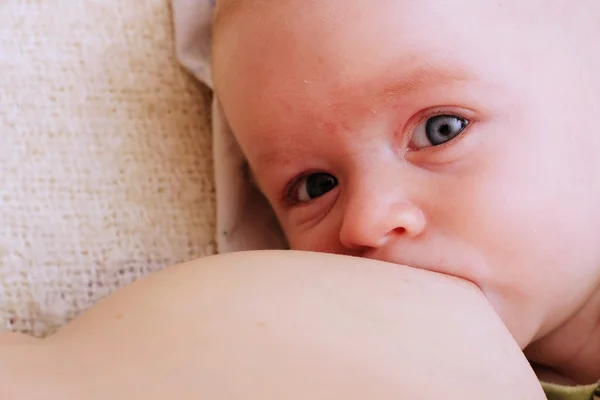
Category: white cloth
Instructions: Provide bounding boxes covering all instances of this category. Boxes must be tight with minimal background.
[172,0,288,252]
[0,0,217,337]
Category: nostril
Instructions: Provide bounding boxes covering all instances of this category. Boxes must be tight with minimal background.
[392,227,407,236]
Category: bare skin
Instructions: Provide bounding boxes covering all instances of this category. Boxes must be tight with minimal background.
[213,0,600,384]
[0,251,546,399]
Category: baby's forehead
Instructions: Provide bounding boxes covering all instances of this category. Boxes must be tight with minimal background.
[214,0,553,30]
[214,0,594,130]
[214,1,505,101]
[213,0,559,67]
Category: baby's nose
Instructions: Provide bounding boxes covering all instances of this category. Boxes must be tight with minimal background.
[339,194,426,251]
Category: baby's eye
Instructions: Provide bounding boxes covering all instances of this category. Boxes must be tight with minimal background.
[410,114,469,149]
[291,173,338,203]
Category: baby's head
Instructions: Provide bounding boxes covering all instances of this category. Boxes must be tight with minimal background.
[213,0,600,373]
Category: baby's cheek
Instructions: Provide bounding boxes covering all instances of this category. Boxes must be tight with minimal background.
[449,158,580,292]
[290,235,338,254]
[286,221,344,254]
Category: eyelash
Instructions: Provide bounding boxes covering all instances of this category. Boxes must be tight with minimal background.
[281,107,476,205]
[406,107,474,149]
[283,169,332,207]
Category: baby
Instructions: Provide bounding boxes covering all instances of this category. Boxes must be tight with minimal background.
[0,0,598,398]
[212,0,600,392]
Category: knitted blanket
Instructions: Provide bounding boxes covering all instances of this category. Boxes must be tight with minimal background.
[0,0,216,337]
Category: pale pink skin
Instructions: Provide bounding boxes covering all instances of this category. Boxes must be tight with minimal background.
[214,0,600,384]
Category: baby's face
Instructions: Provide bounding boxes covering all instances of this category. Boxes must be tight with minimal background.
[214,0,600,347]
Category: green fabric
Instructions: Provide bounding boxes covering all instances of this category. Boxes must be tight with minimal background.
[542,382,599,400]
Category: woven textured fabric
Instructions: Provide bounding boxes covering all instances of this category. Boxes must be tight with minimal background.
[0,0,217,337]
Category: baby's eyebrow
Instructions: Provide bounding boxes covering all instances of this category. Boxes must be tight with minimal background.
[379,63,475,100]
[250,64,475,180]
